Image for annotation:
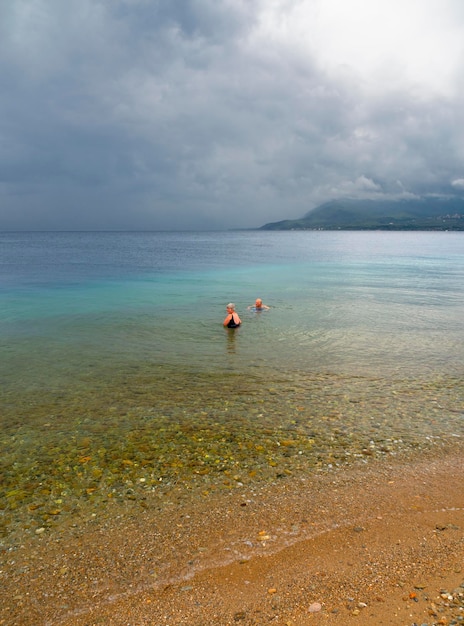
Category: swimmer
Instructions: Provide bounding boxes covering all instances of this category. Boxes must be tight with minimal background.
[223,303,242,328]
[247,298,270,311]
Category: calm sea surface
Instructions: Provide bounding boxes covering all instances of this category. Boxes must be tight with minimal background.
[1,230,463,542]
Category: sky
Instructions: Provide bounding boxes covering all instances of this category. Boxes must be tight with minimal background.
[1,0,464,231]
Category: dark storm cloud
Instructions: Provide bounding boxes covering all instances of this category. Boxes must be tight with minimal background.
[1,0,464,230]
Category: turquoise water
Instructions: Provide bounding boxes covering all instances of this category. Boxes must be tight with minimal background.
[2,230,463,378]
[1,230,464,542]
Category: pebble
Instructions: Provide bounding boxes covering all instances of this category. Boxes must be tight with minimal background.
[308,602,322,613]
[408,581,464,626]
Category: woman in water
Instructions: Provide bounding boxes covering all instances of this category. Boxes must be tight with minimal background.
[223,303,242,328]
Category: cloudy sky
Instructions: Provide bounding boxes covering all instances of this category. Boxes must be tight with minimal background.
[1,0,464,230]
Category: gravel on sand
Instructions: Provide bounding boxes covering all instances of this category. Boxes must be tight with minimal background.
[1,454,463,625]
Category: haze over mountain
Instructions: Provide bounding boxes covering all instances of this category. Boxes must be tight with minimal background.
[260,198,464,230]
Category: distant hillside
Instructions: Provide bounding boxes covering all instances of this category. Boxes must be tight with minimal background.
[260,198,464,230]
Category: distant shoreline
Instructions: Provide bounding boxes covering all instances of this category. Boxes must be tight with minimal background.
[260,197,464,231]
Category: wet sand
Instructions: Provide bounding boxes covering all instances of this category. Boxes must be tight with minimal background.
[1,452,463,625]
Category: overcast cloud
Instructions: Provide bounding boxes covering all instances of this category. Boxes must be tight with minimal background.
[1,0,464,230]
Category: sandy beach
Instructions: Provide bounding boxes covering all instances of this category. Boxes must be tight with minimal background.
[1,450,463,625]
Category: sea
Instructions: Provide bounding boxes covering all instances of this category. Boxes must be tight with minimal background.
[1,230,463,544]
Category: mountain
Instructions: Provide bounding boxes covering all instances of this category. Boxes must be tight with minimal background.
[260,198,464,230]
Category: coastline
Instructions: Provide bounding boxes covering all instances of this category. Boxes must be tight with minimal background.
[1,449,463,625]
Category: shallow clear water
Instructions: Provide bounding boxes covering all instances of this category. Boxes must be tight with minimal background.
[1,230,463,542]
